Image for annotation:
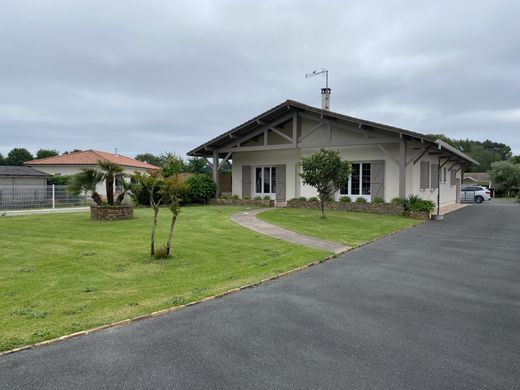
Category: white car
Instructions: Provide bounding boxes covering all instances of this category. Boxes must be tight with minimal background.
[460,186,492,204]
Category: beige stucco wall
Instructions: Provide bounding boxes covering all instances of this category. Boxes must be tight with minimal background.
[229,117,462,206]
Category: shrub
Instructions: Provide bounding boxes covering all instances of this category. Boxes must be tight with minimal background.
[517,193,520,203]
[219,194,229,200]
[186,174,216,204]
[339,196,351,203]
[308,196,319,202]
[254,196,263,200]
[263,195,271,201]
[403,195,435,212]
[243,196,251,200]
[391,197,403,206]
[298,196,307,201]
[231,195,240,200]
[373,196,384,204]
[355,197,367,204]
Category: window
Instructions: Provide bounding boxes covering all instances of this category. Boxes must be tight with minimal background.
[340,162,371,200]
[431,164,439,189]
[254,166,276,196]
[420,161,430,189]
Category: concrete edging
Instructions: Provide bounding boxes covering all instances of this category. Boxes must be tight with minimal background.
[0,218,424,358]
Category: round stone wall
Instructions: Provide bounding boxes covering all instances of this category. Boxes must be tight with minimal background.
[90,205,133,221]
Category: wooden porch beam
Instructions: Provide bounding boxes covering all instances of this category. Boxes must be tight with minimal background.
[217,152,232,171]
[377,144,400,166]
[269,127,293,143]
[410,145,432,165]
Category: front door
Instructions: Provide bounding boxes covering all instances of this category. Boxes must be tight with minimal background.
[254,166,276,199]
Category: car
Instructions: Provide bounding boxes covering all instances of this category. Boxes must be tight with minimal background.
[460,186,492,203]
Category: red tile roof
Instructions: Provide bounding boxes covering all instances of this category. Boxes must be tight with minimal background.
[24,150,160,170]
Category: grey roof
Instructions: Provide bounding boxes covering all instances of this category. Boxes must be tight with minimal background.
[0,166,50,177]
[187,99,478,166]
[434,139,479,165]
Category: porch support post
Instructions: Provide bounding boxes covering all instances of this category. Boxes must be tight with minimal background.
[212,150,219,196]
[399,138,407,198]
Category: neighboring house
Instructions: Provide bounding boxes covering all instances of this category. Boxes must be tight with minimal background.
[24,149,159,196]
[463,172,493,188]
[0,166,50,209]
[188,98,478,206]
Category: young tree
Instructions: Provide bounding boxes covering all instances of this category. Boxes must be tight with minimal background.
[6,148,33,166]
[36,149,59,159]
[68,169,104,205]
[161,153,184,177]
[97,160,124,205]
[489,161,520,197]
[134,171,164,256]
[300,149,352,218]
[161,176,187,256]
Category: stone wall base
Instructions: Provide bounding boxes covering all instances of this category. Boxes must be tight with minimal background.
[209,199,275,207]
[90,205,134,221]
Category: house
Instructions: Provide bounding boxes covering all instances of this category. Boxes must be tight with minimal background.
[24,149,159,196]
[188,97,478,206]
[463,172,492,187]
[0,166,50,209]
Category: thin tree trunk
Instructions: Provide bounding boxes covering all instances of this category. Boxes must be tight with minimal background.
[91,192,103,206]
[320,197,326,219]
[166,208,178,256]
[106,174,114,205]
[115,192,125,205]
[150,206,159,256]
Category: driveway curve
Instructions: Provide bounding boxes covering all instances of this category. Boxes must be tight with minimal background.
[230,208,349,254]
[1,201,519,389]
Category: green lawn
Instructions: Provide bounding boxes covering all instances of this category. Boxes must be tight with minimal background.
[0,206,328,352]
[257,208,420,247]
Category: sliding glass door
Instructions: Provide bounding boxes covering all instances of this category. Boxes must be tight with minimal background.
[339,163,371,201]
[254,166,277,199]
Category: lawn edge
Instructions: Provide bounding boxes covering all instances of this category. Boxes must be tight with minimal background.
[0,217,424,358]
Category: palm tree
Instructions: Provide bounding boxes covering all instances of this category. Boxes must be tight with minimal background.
[98,160,124,205]
[68,169,104,205]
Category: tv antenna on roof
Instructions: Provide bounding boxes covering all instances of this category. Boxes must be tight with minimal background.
[305,68,329,88]
[305,68,331,110]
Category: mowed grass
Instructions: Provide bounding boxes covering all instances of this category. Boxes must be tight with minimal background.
[257,208,420,247]
[0,206,328,352]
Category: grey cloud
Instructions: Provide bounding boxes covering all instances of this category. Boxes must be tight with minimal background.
[0,0,519,157]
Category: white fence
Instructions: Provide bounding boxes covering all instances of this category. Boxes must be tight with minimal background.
[0,184,90,210]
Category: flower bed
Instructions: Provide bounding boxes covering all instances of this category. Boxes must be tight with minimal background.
[91,205,134,221]
[287,199,404,215]
[208,198,275,207]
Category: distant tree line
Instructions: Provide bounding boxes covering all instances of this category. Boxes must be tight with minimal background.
[135,152,231,174]
[0,149,229,175]
[427,134,517,173]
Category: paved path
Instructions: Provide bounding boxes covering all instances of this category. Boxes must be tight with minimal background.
[230,208,349,254]
[1,202,519,389]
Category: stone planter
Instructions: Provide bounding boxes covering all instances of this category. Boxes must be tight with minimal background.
[208,198,275,207]
[90,205,134,221]
[403,210,431,220]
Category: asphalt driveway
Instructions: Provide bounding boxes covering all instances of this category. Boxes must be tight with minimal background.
[1,202,519,389]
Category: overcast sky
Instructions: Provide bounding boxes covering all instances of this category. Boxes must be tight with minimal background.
[1,0,519,158]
